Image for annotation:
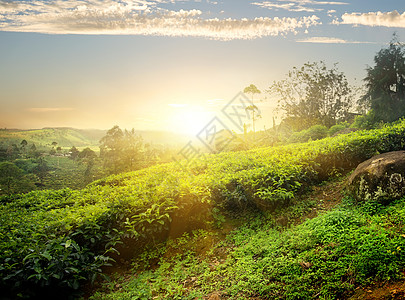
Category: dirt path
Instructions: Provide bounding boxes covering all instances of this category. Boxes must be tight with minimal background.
[292,177,346,225]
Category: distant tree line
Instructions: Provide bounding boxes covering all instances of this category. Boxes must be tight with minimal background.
[0,127,178,195]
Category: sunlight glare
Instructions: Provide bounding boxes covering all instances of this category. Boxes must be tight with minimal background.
[169,105,213,136]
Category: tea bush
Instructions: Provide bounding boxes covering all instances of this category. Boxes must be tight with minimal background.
[3,119,405,297]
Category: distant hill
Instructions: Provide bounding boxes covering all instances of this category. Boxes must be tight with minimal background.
[0,127,190,148]
[0,128,104,148]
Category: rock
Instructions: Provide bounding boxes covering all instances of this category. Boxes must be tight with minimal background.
[208,292,221,300]
[347,151,405,203]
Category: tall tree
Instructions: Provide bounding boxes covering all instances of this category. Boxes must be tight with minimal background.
[32,158,50,186]
[78,147,97,183]
[99,126,145,174]
[69,146,80,160]
[122,129,144,171]
[361,35,405,123]
[99,126,125,174]
[243,84,261,134]
[269,61,355,131]
[20,140,28,157]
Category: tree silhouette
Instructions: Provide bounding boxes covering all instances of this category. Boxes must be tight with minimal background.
[361,34,405,123]
[99,125,125,174]
[32,158,50,186]
[269,61,354,130]
[243,84,261,135]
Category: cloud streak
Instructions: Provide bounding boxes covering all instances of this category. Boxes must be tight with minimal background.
[253,0,348,13]
[340,10,405,28]
[0,0,320,39]
[297,36,374,44]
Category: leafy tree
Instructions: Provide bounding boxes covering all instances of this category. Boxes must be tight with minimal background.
[32,158,50,186]
[20,140,28,157]
[78,148,97,183]
[79,147,97,160]
[100,126,125,174]
[269,61,355,131]
[122,129,144,171]
[69,146,80,160]
[29,143,39,158]
[244,84,261,134]
[361,35,405,123]
[99,126,145,174]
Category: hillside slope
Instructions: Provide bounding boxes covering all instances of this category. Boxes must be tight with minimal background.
[89,177,405,299]
[0,128,105,148]
[3,120,405,298]
[0,127,190,148]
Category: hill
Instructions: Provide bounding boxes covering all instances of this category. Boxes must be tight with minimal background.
[0,128,104,148]
[3,120,405,299]
[0,127,190,149]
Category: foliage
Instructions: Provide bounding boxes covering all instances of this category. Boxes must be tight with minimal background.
[91,197,405,300]
[288,124,328,143]
[99,126,145,174]
[32,157,51,185]
[361,35,405,123]
[0,161,35,195]
[243,84,262,134]
[270,61,356,130]
[4,119,405,297]
[328,122,349,136]
[69,146,80,160]
[350,111,381,130]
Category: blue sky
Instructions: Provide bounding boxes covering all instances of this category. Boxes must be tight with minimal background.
[0,0,404,135]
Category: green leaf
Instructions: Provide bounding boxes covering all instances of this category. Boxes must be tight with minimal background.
[40,251,52,260]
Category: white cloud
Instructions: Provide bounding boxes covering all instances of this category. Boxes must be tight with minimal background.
[253,0,347,12]
[283,0,347,5]
[0,0,320,40]
[297,36,374,43]
[252,2,320,12]
[340,10,405,28]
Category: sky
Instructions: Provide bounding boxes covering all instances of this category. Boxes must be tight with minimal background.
[0,0,404,136]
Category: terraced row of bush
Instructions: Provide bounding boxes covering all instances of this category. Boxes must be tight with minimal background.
[2,119,405,297]
[90,198,405,299]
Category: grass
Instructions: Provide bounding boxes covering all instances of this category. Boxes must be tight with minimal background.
[89,194,405,300]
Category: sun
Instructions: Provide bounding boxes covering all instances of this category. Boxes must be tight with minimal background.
[168,105,213,136]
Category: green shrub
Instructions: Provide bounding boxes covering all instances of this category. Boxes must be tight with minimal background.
[4,119,405,297]
[328,122,349,136]
[289,124,328,143]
